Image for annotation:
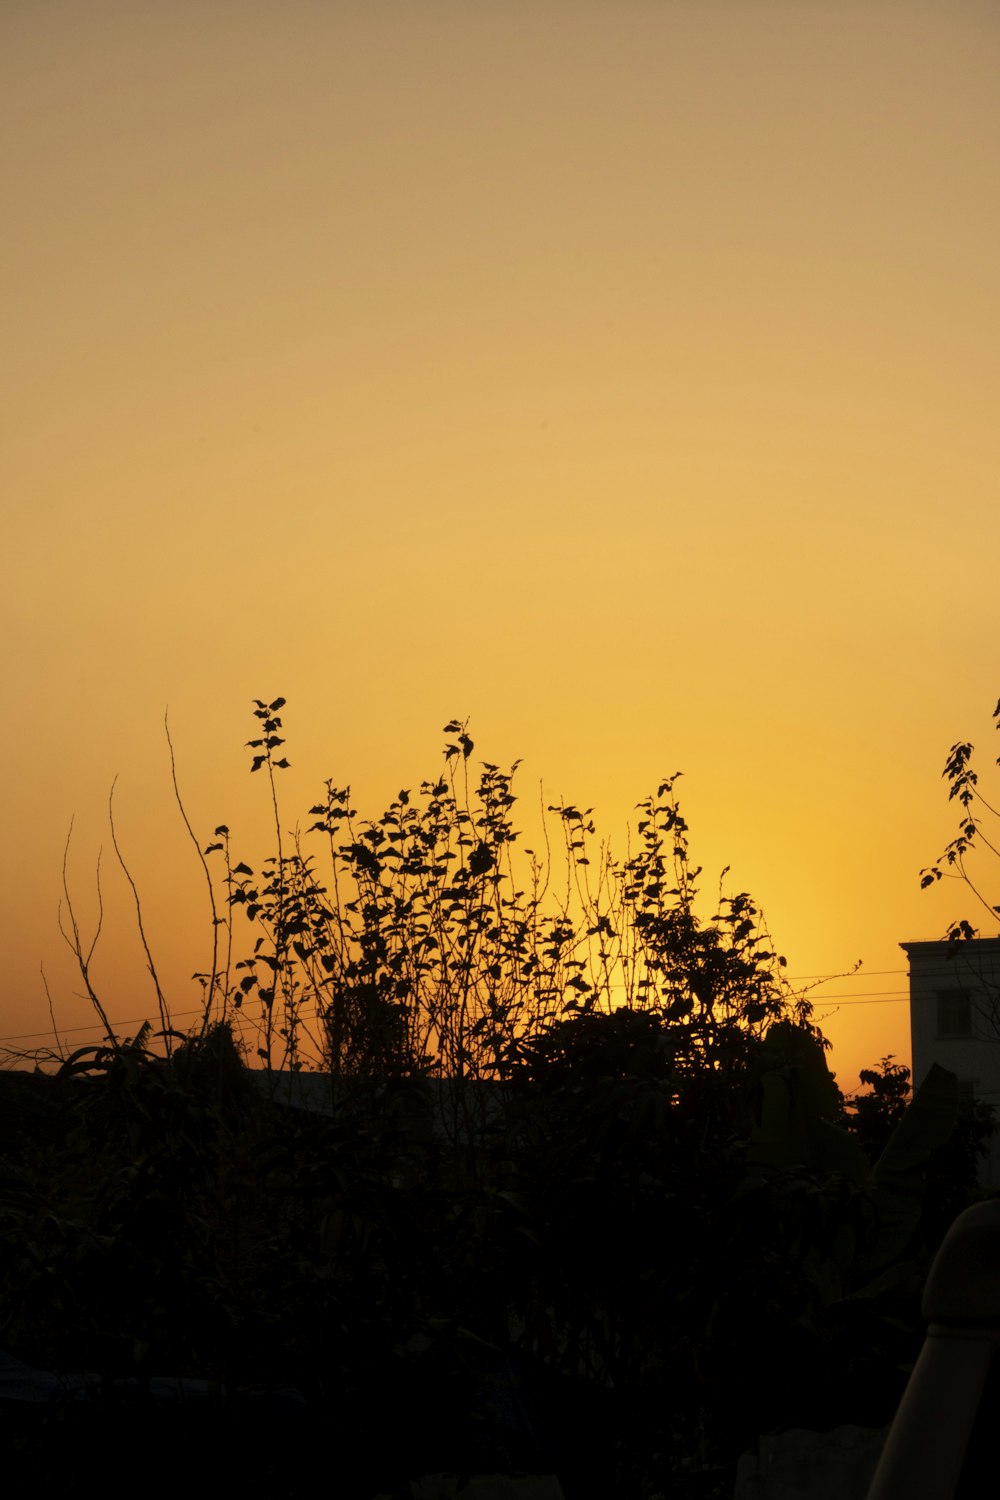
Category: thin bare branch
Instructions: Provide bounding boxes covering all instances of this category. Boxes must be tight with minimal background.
[164,709,220,1036]
[58,820,117,1050]
[39,962,65,1061]
[108,777,172,1052]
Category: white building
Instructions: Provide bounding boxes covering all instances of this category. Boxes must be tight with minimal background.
[902,936,1000,1184]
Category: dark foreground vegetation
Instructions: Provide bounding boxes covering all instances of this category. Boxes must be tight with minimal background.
[1,705,994,1497]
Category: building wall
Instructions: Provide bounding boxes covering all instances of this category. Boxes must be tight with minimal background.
[902,937,1000,1185]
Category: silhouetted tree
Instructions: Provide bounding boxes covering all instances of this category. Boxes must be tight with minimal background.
[847,1054,911,1162]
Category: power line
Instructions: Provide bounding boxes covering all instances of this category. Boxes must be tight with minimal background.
[0,1005,213,1045]
[803,984,917,996]
[1,968,920,1047]
[789,969,907,980]
[813,996,910,1007]
[0,1002,328,1048]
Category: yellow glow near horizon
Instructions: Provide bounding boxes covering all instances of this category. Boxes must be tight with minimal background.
[3,1,1000,1092]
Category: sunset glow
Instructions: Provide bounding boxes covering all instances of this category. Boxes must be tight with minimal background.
[4,1,1000,1092]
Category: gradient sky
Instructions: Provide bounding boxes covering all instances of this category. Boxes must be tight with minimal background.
[4,0,1000,1092]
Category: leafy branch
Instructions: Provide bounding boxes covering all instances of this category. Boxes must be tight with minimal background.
[920,697,1000,942]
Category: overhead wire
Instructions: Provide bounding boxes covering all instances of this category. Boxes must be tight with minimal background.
[0,966,923,1046]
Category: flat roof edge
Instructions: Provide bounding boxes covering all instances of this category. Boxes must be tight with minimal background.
[901,937,1000,954]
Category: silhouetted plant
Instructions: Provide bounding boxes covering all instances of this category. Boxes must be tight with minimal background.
[920,695,1000,941]
[846,1055,911,1163]
[27,698,996,1495]
[203,703,809,1096]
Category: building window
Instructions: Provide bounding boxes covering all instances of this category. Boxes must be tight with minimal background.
[957,1079,978,1103]
[936,989,973,1038]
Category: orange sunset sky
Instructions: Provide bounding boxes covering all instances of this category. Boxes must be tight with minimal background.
[4,1,1000,1094]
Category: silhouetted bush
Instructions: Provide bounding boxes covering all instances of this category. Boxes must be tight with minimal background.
[7,704,994,1495]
